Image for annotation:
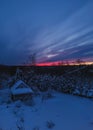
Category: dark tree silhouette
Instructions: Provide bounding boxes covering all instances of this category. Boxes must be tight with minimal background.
[28,53,36,66]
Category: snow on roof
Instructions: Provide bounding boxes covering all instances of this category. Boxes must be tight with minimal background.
[11,80,33,95]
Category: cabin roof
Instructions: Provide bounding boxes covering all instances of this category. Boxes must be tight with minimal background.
[11,80,33,95]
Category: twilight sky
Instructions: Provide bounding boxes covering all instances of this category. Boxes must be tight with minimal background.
[0,0,93,65]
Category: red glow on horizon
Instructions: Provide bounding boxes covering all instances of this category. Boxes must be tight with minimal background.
[36,60,93,66]
[36,61,59,66]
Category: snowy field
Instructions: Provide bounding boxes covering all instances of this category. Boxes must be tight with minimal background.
[0,90,93,130]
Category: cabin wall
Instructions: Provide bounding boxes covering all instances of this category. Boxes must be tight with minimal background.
[11,93,32,101]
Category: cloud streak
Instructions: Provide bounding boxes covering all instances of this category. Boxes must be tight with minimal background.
[0,0,93,64]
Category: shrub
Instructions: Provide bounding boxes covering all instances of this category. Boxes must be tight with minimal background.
[46,120,55,129]
[33,126,40,130]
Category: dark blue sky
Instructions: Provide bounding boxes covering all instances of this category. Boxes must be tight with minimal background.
[0,0,93,65]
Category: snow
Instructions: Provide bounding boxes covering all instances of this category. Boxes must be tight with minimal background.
[0,91,93,130]
[11,80,33,95]
[87,89,93,97]
[0,89,11,104]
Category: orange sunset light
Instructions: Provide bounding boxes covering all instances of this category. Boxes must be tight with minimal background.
[36,61,93,66]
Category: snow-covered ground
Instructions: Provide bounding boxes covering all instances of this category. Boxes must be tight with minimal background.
[0,90,93,130]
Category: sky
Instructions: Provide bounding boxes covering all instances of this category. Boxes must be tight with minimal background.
[0,0,93,65]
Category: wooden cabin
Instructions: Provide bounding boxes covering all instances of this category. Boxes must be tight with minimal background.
[11,80,33,101]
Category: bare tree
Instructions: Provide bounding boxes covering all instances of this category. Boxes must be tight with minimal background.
[76,59,84,65]
[58,61,63,66]
[28,53,36,66]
